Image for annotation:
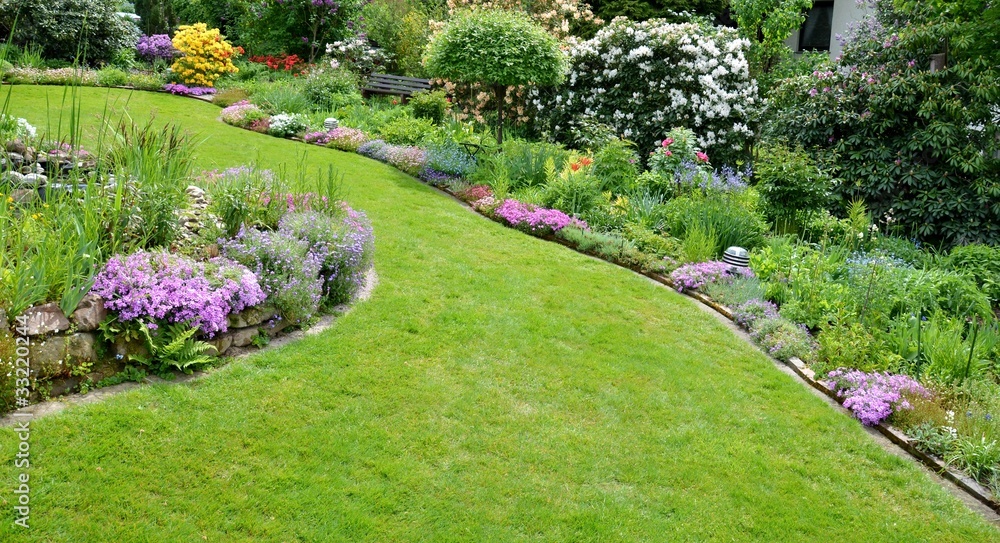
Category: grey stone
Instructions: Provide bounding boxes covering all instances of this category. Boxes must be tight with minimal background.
[113,337,149,363]
[264,318,293,338]
[10,188,38,204]
[66,332,98,362]
[206,333,233,357]
[28,336,69,379]
[228,305,276,329]
[1,170,24,185]
[22,303,71,336]
[70,294,107,332]
[22,173,47,186]
[5,141,27,154]
[7,152,23,164]
[230,327,258,347]
[0,308,8,334]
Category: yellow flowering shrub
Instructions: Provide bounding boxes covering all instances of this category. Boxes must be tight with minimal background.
[171,23,239,87]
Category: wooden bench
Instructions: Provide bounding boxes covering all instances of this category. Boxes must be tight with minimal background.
[362,73,432,101]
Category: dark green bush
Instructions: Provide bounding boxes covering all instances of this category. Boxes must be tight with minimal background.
[377,116,436,145]
[409,89,449,125]
[0,0,141,65]
[947,244,1000,307]
[754,142,833,230]
[302,68,359,112]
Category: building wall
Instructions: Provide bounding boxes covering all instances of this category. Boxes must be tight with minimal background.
[785,0,869,59]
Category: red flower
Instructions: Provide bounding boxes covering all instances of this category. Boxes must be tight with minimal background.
[570,162,581,171]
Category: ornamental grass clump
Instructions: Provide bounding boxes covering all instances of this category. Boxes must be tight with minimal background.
[494,199,588,234]
[670,261,753,293]
[91,250,266,336]
[826,369,930,426]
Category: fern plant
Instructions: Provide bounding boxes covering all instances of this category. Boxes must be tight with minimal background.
[133,322,214,374]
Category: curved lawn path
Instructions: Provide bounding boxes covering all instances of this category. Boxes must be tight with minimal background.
[1,86,997,541]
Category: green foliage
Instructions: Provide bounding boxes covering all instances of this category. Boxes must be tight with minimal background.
[665,194,768,258]
[409,89,449,125]
[236,0,362,62]
[207,168,284,237]
[729,0,812,77]
[106,118,194,249]
[750,316,818,363]
[255,82,313,115]
[0,0,141,65]
[125,71,166,91]
[424,8,566,142]
[946,244,1000,307]
[702,276,765,307]
[817,322,891,374]
[542,158,601,217]
[96,66,129,87]
[214,87,250,108]
[377,115,435,145]
[754,142,833,230]
[301,68,359,112]
[621,222,682,260]
[133,321,214,374]
[588,0,726,23]
[165,0,247,40]
[555,226,662,272]
[470,139,570,192]
[424,9,566,88]
[765,2,1000,247]
[590,139,639,194]
[362,0,430,77]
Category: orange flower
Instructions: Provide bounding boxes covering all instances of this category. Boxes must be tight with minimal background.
[579,157,593,166]
[570,162,581,172]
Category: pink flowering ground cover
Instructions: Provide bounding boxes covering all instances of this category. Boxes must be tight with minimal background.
[826,369,930,426]
[494,199,588,234]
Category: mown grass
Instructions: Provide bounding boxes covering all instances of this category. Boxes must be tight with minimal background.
[0,85,997,541]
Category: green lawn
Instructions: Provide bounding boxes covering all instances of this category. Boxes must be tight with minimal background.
[1,85,997,541]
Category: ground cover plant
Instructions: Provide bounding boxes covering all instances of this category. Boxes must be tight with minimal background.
[0,85,999,542]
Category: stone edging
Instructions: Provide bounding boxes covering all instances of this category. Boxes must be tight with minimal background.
[0,268,378,426]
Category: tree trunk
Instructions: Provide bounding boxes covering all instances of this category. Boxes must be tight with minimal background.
[494,84,507,145]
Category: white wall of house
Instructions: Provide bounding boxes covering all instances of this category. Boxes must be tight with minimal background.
[785,0,869,59]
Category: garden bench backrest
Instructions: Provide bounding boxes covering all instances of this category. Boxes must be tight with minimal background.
[362,74,432,101]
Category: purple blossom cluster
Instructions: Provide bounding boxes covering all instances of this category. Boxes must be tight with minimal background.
[91,251,266,336]
[325,127,369,152]
[826,369,930,426]
[221,227,325,324]
[357,139,389,160]
[733,298,779,329]
[673,161,750,193]
[136,34,176,61]
[494,199,589,234]
[670,261,754,293]
[304,130,334,145]
[385,146,427,176]
[163,83,216,96]
[419,167,460,187]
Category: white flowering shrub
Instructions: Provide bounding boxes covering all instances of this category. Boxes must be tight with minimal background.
[530,18,758,163]
[0,115,37,141]
[267,113,310,138]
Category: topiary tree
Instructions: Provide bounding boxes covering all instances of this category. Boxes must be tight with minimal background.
[423,9,567,144]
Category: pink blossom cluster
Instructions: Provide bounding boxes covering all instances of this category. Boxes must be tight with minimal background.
[826,369,930,426]
[670,261,754,292]
[494,199,588,234]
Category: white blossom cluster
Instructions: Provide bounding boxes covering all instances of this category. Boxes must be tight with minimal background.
[531,18,758,158]
[267,113,310,138]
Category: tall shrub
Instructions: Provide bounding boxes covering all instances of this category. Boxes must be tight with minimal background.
[171,23,239,87]
[765,0,1000,246]
[0,0,140,64]
[424,9,567,143]
[238,0,361,61]
[530,18,757,164]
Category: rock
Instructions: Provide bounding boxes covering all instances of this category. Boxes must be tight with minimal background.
[6,141,27,155]
[264,318,293,338]
[28,336,69,379]
[23,150,35,163]
[0,308,8,334]
[21,303,71,336]
[22,173,46,186]
[35,153,47,164]
[205,333,233,357]
[230,327,258,347]
[67,332,98,362]
[228,305,277,329]
[10,189,38,205]
[113,337,149,363]
[7,152,23,165]
[70,295,107,332]
[1,170,24,186]
[10,188,38,204]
